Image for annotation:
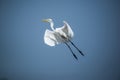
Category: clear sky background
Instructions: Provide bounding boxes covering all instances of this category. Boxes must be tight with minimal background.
[0,0,120,80]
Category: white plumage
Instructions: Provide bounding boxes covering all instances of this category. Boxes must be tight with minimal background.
[42,18,84,60]
[43,19,74,46]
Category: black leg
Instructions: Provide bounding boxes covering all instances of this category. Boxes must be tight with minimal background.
[65,43,78,60]
[69,40,84,56]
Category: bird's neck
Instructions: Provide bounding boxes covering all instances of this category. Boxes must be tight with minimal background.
[50,21,55,30]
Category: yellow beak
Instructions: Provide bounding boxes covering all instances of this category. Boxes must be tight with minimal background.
[42,19,49,22]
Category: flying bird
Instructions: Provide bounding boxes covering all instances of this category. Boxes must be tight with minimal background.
[42,18,84,60]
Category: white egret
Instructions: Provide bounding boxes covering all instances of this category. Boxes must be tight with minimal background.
[42,18,84,60]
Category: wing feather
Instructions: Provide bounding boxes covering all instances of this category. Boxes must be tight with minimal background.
[44,29,56,46]
[44,29,62,46]
[63,21,74,38]
[55,21,74,40]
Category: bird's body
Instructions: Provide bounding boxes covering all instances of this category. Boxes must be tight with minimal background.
[42,18,84,60]
[44,20,73,46]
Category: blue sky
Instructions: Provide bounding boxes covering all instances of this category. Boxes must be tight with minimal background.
[0,0,120,80]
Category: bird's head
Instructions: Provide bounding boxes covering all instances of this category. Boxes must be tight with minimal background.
[42,18,54,30]
[42,18,53,23]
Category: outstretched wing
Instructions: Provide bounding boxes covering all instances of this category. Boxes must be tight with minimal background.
[44,29,62,46]
[55,21,74,40]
